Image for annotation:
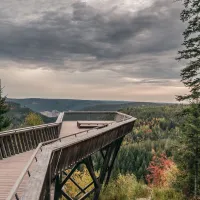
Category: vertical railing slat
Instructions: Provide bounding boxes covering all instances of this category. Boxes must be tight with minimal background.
[24,132,30,151]
[0,147,3,159]
[13,133,20,154]
[17,134,23,153]
[4,137,12,157]
[30,130,36,148]
[0,138,7,158]
[27,132,33,150]
[21,133,27,152]
[9,135,15,155]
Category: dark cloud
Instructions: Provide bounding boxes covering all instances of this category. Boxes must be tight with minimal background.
[0,0,184,80]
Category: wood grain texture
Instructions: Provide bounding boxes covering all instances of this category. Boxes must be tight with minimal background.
[0,111,135,200]
[0,150,34,200]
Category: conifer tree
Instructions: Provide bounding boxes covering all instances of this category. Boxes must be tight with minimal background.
[0,81,10,131]
[176,0,200,198]
[177,0,200,102]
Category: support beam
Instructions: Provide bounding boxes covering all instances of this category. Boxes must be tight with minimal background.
[61,190,73,200]
[53,137,124,200]
[100,150,105,160]
[54,174,62,200]
[75,181,94,198]
[84,157,100,189]
[63,171,86,195]
[60,164,80,188]
[105,137,124,185]
[84,157,101,200]
[79,188,96,200]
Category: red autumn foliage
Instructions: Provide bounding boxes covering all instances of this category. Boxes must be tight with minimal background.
[146,153,175,187]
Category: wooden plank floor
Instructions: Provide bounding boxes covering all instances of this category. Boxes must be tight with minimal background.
[0,120,114,199]
[59,121,88,137]
[60,121,113,137]
[0,150,34,200]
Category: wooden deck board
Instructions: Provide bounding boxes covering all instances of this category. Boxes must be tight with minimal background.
[59,121,113,137]
[59,121,88,137]
[0,150,34,200]
[0,120,115,199]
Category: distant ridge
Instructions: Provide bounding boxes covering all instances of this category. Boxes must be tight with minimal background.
[7,98,129,112]
[6,101,55,129]
[7,98,169,113]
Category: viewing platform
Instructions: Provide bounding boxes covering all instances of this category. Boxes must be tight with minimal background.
[0,111,136,200]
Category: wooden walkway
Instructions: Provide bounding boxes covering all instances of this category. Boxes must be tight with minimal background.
[59,121,88,137]
[0,150,34,200]
[0,120,113,200]
[59,121,113,137]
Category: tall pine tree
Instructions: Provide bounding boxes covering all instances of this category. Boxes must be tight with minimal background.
[176,0,200,198]
[0,81,10,131]
[177,0,200,102]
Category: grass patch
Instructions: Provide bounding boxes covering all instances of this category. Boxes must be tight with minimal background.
[99,174,150,200]
[152,188,185,200]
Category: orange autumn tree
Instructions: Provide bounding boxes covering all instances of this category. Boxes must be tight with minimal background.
[146,153,178,188]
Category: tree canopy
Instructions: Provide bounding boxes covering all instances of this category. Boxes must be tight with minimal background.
[0,86,10,131]
[177,0,200,102]
[24,112,44,126]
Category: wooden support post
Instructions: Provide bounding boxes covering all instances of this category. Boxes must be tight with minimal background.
[84,157,101,200]
[79,188,96,200]
[75,181,94,198]
[0,138,7,158]
[60,163,80,188]
[52,137,124,200]
[105,137,124,185]
[54,174,62,200]
[61,190,73,200]
[63,171,86,195]
[100,150,105,160]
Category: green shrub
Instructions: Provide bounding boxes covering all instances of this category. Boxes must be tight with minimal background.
[99,174,150,200]
[152,188,185,200]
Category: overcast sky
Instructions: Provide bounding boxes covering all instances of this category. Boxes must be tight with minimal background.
[0,0,187,102]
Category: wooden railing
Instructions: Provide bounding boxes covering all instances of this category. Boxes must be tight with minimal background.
[6,111,135,200]
[49,119,134,180]
[17,112,135,200]
[0,112,64,159]
[63,111,124,121]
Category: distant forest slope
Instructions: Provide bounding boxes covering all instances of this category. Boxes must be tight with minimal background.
[7,98,171,112]
[82,102,170,111]
[6,102,55,129]
[7,98,129,112]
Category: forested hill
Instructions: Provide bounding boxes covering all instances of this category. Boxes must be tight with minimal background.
[111,104,184,180]
[67,104,187,199]
[82,102,170,111]
[7,98,169,112]
[6,102,55,129]
[7,98,128,112]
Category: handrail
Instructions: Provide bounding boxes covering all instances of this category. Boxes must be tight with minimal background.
[6,111,134,200]
[51,118,133,152]
[0,113,63,136]
[23,116,135,200]
[116,111,132,119]
[6,122,115,200]
[0,123,59,136]
[7,144,43,200]
[55,112,64,123]
[0,111,124,136]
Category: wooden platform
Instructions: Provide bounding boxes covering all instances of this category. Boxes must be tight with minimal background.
[59,121,113,137]
[59,121,88,137]
[0,150,34,200]
[0,120,114,199]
